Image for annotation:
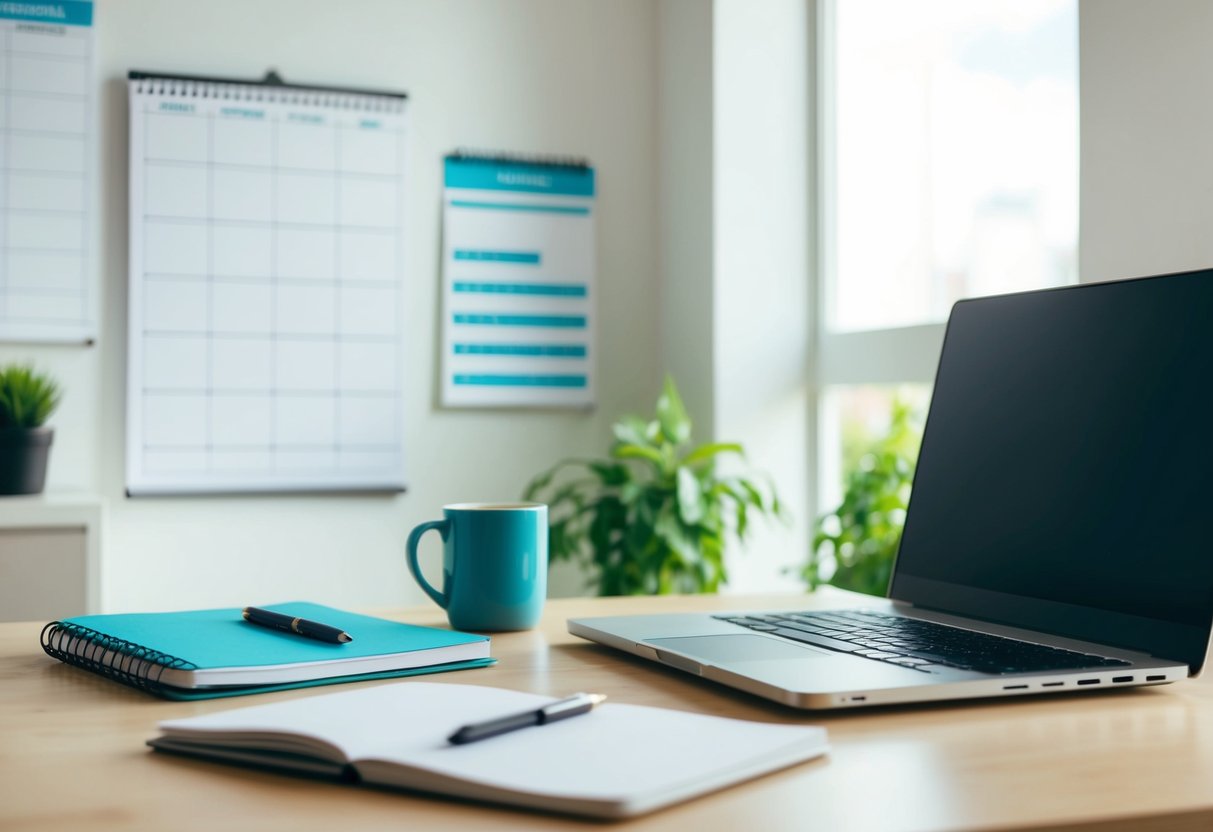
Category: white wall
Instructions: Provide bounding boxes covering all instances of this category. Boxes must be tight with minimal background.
[712,0,811,591]
[0,0,660,611]
[656,0,811,592]
[1080,0,1213,281]
[25,0,1168,611]
[658,0,715,439]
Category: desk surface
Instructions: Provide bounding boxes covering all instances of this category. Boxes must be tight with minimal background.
[4,590,1213,832]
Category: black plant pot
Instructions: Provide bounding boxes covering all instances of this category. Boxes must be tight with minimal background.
[0,427,52,495]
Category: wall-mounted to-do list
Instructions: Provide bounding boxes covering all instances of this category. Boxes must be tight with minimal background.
[441,152,596,408]
[0,1,96,343]
[126,72,408,495]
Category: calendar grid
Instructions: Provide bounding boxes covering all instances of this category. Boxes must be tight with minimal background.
[204,106,215,467]
[1,27,10,323]
[333,119,342,456]
[0,12,95,343]
[127,75,407,494]
[269,115,278,468]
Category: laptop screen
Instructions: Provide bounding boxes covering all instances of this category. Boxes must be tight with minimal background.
[890,269,1213,672]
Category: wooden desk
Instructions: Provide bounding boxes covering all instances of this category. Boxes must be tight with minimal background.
[4,590,1213,831]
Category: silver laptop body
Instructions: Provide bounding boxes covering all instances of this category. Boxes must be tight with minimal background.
[570,270,1213,709]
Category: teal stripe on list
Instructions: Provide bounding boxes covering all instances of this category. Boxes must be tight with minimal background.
[453,313,587,328]
[454,344,587,357]
[453,250,541,264]
[450,200,590,216]
[453,281,587,297]
[454,374,589,388]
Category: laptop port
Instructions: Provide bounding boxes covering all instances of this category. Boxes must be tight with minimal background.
[1076,679,1099,685]
[1146,674,1166,682]
[1002,684,1028,690]
[1112,676,1134,683]
[850,695,867,702]
[1041,681,1064,687]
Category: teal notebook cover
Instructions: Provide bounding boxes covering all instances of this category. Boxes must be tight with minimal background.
[43,601,495,700]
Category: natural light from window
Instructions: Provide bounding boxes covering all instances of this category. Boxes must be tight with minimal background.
[815,0,1078,587]
[830,0,1078,333]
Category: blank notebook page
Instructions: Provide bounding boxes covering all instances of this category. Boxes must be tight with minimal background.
[159,682,828,805]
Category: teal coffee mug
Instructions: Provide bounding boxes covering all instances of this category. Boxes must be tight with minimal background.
[406,502,548,631]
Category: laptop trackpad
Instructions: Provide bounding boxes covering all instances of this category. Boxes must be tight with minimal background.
[647,634,831,664]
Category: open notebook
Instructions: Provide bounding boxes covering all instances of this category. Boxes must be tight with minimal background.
[149,682,829,818]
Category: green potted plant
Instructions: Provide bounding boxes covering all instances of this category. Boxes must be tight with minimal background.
[802,399,921,596]
[524,376,785,595]
[0,364,62,495]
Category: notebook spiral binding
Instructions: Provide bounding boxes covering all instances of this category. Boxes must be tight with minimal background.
[449,147,591,170]
[40,620,197,697]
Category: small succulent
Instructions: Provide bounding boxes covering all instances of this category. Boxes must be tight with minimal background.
[0,364,62,429]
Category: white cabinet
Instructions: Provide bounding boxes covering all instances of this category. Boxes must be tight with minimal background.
[0,495,100,622]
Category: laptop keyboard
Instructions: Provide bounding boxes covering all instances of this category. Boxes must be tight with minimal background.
[715,609,1131,675]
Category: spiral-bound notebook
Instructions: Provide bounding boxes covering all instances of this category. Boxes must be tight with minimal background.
[441,150,596,408]
[40,602,493,700]
[126,71,409,495]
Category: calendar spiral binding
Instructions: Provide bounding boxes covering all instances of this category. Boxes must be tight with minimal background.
[128,70,407,114]
[40,620,197,697]
[448,147,591,171]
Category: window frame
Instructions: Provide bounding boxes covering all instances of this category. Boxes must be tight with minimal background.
[811,0,948,519]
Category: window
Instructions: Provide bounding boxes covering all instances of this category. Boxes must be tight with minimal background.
[815,1,1078,533]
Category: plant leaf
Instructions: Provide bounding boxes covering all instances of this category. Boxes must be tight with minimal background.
[612,443,664,466]
[676,466,704,524]
[0,364,61,429]
[804,396,921,596]
[735,478,767,512]
[612,416,652,448]
[735,500,749,539]
[682,442,743,467]
[522,467,557,501]
[542,481,588,519]
[522,457,600,501]
[655,375,691,445]
[520,373,791,597]
[619,480,645,505]
[654,506,697,566]
[589,461,630,486]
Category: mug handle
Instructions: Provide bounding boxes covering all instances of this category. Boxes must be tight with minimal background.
[406,519,452,609]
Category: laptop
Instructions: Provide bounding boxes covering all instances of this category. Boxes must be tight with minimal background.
[570,268,1213,709]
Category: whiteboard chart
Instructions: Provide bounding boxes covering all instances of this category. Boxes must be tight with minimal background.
[441,154,596,408]
[0,1,95,343]
[126,73,408,495]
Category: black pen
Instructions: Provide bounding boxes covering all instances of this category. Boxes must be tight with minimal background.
[241,606,353,644]
[448,692,607,745]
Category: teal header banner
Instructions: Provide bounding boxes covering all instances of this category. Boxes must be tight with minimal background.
[445,158,595,197]
[454,374,589,388]
[0,1,93,25]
